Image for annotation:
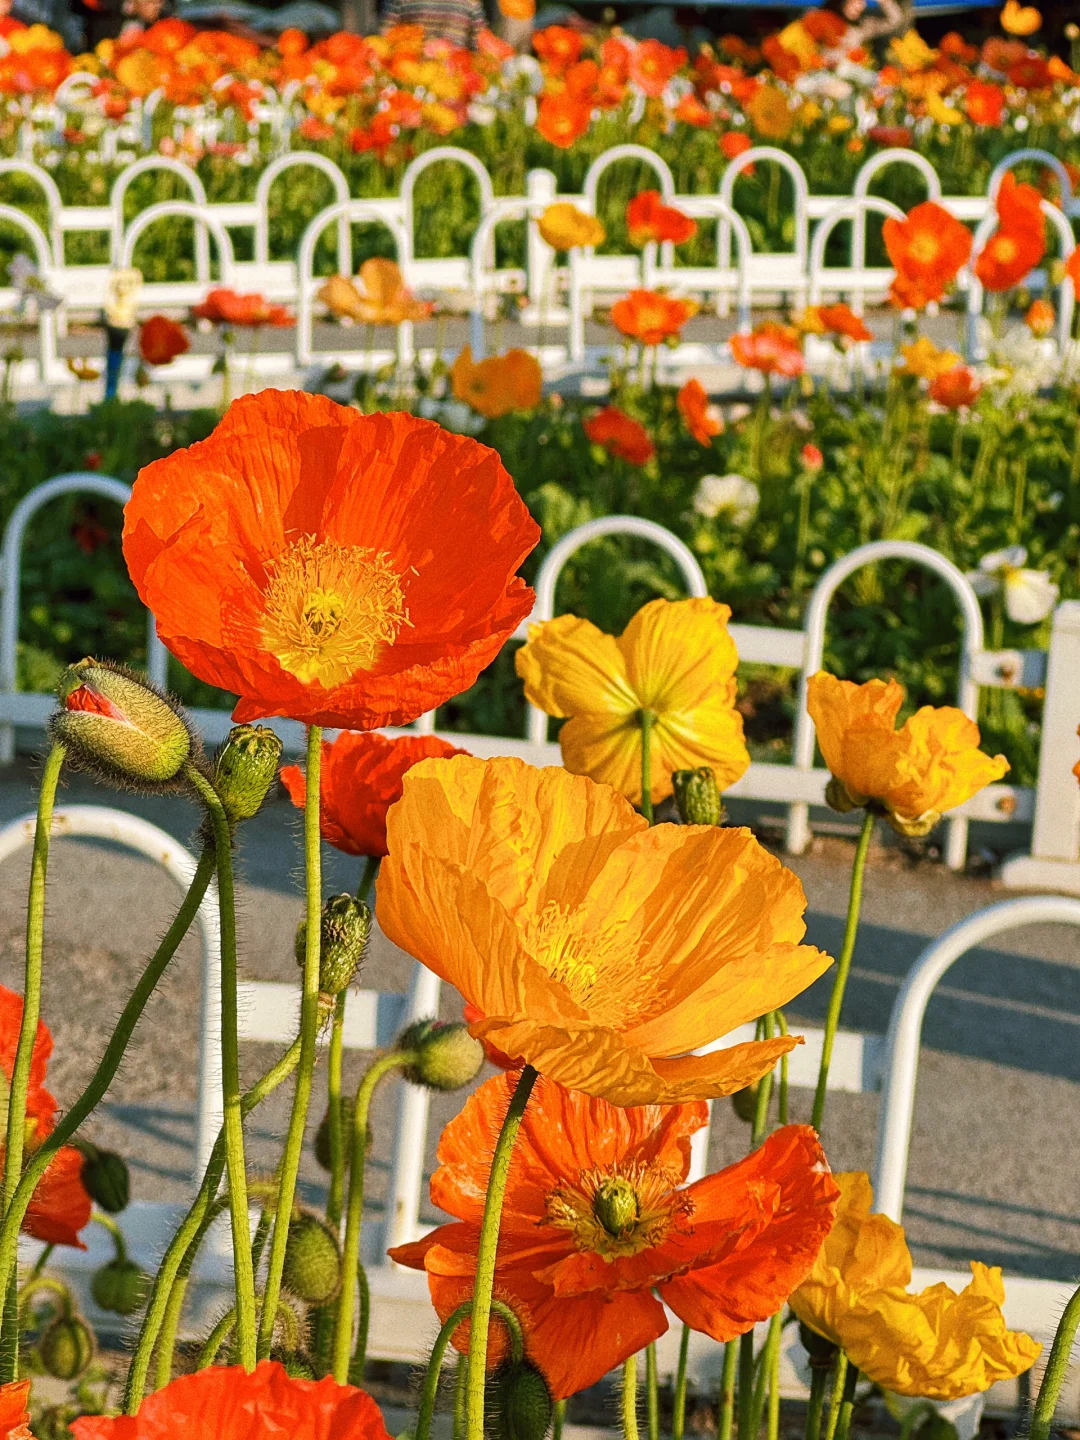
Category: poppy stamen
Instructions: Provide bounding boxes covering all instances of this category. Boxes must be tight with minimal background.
[545,1160,693,1261]
[528,902,651,1028]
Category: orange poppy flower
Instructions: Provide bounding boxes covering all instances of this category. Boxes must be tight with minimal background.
[0,1381,30,1440]
[720,130,753,161]
[71,1362,392,1440]
[625,191,697,247]
[122,392,539,730]
[192,289,293,327]
[390,1076,839,1398]
[377,755,832,1105]
[139,315,189,367]
[807,671,1009,836]
[629,38,685,96]
[1000,0,1041,36]
[319,261,433,326]
[533,25,582,69]
[0,986,91,1248]
[675,93,711,127]
[535,92,591,148]
[730,322,804,376]
[995,171,1044,230]
[611,290,698,346]
[677,378,723,446]
[814,303,873,343]
[1025,297,1055,336]
[964,79,1004,126]
[451,345,542,418]
[974,226,1044,292]
[583,406,655,464]
[929,365,981,408]
[883,201,972,308]
[746,84,793,139]
[281,730,465,857]
[1066,244,1080,293]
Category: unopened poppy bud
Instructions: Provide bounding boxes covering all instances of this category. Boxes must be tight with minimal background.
[282,1212,342,1305]
[592,1176,639,1238]
[799,1321,838,1371]
[40,1314,94,1379]
[91,1258,149,1316]
[731,1082,759,1124]
[398,1018,484,1091]
[825,776,860,814]
[295,895,372,996]
[77,1142,130,1213]
[672,767,724,826]
[490,1360,554,1440]
[213,724,282,823]
[271,1348,317,1379]
[50,659,195,790]
[314,1098,355,1171]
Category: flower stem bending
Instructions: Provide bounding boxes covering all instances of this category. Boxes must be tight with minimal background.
[465,1064,539,1440]
[415,1299,524,1440]
[672,1325,690,1440]
[258,724,324,1360]
[810,811,875,1133]
[832,1363,859,1440]
[717,1340,737,1440]
[332,1048,415,1382]
[348,1262,371,1384]
[1029,1281,1080,1440]
[622,1353,640,1440]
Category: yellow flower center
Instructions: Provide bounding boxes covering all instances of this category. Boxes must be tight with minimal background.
[908,233,940,264]
[261,534,409,688]
[528,902,651,1028]
[545,1160,693,1261]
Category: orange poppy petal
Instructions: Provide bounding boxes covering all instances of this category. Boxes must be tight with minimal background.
[646,1035,801,1102]
[24,1146,91,1248]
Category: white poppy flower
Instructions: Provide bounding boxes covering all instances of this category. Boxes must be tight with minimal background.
[693,473,760,527]
[966,546,1059,624]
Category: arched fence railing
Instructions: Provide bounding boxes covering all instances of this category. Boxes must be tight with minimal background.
[0,145,1075,383]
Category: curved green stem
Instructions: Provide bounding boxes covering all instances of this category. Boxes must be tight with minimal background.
[776,1013,789,1127]
[767,1315,781,1440]
[810,812,875,1133]
[153,1273,189,1392]
[717,1339,737,1440]
[326,992,348,1231]
[197,1307,237,1369]
[464,1065,538,1440]
[751,1012,776,1145]
[832,1363,858,1440]
[622,1353,640,1440]
[332,1048,414,1382]
[258,725,323,1360]
[91,1211,128,1262]
[0,842,215,1366]
[805,1364,829,1440]
[186,764,256,1370]
[639,710,655,824]
[415,1300,523,1440]
[672,1325,690,1440]
[1030,1281,1080,1440]
[348,1263,371,1385]
[17,1274,71,1324]
[645,1342,659,1440]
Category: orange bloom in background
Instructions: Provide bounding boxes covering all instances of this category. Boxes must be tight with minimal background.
[974,226,1044,292]
[995,171,1044,231]
[535,92,591,148]
[0,987,91,1248]
[883,201,972,308]
[964,79,1005,126]
[802,303,873,343]
[391,1078,839,1397]
[629,38,686,97]
[677,377,723,446]
[533,25,582,69]
[319,261,433,325]
[0,1381,30,1440]
[731,321,804,376]
[1066,245,1080,293]
[898,335,962,381]
[675,93,711,127]
[999,0,1041,36]
[281,730,465,857]
[720,131,753,162]
[192,289,293,327]
[72,1363,392,1440]
[123,391,539,730]
[807,672,1009,835]
[1025,297,1055,336]
[583,406,655,464]
[516,596,750,805]
[611,289,698,345]
[499,0,534,19]
[451,345,542,418]
[929,365,982,408]
[625,190,697,247]
[377,755,833,1104]
[792,1174,1039,1400]
[139,315,189,367]
[746,83,793,139]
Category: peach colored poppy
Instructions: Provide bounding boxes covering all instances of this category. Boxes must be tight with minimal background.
[677,378,723,446]
[451,345,542,418]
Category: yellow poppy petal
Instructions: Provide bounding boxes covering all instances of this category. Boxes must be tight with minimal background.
[516,613,639,718]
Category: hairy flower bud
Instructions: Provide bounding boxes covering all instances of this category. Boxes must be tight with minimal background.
[799,1321,839,1371]
[282,1213,342,1305]
[314,1099,355,1171]
[672,767,724,826]
[295,895,372,996]
[91,1258,149,1316]
[824,776,860,815]
[40,1314,94,1379]
[592,1176,639,1238]
[77,1142,130,1213]
[398,1018,484,1091]
[213,724,283,823]
[50,659,196,790]
[271,1348,317,1379]
[489,1361,554,1440]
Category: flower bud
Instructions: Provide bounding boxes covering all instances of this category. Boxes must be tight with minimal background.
[489,1361,554,1440]
[77,1142,130,1213]
[314,1098,355,1171]
[40,1314,94,1379]
[271,1348,317,1379]
[91,1258,149,1316]
[824,776,860,815]
[213,724,283,823]
[672,768,724,826]
[592,1176,639,1238]
[50,660,195,790]
[282,1213,342,1305]
[398,1018,484,1091]
[799,1322,838,1371]
[295,895,372,996]
[730,1082,759,1124]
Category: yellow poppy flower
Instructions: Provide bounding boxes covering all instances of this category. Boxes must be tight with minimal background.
[515,597,750,807]
[1000,0,1041,36]
[898,336,962,381]
[451,345,543,419]
[889,29,938,71]
[537,203,606,251]
[377,755,833,1106]
[807,672,1009,836]
[791,1173,1040,1400]
[926,91,964,126]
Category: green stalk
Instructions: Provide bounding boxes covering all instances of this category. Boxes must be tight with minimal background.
[0,843,215,1369]
[414,1299,523,1440]
[553,1399,565,1440]
[623,1353,640,1440]
[332,1048,414,1382]
[464,1066,539,1440]
[738,1332,755,1439]
[645,1342,659,1440]
[746,1313,782,1440]
[454,1356,467,1440]
[751,1012,776,1144]
[639,708,656,824]
[258,725,324,1360]
[197,1307,237,1369]
[154,1273,190,1392]
[823,1354,849,1440]
[348,1262,371,1384]
[804,1365,829,1440]
[1029,1281,1080,1440]
[767,1315,781,1440]
[832,1363,858,1440]
[326,991,348,1230]
[717,1340,737,1440]
[810,812,875,1133]
[776,1013,789,1126]
[672,1325,690,1440]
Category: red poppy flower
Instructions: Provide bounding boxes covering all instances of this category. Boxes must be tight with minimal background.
[625,191,697,247]
[964,80,1004,126]
[675,94,711,127]
[71,1362,392,1440]
[139,315,189,367]
[281,730,466,857]
[883,201,972,308]
[192,289,293,327]
[1066,245,1080,294]
[610,289,697,345]
[974,227,1044,292]
[533,25,582,70]
[868,125,913,148]
[535,92,591,148]
[929,365,981,409]
[0,1381,30,1440]
[122,392,539,730]
[1008,54,1051,90]
[982,37,1027,72]
[802,9,846,44]
[390,1075,839,1399]
[629,38,686,97]
[0,986,91,1248]
[677,378,723,446]
[730,322,804,376]
[583,406,655,464]
[995,171,1044,231]
[720,131,753,161]
[815,303,873,343]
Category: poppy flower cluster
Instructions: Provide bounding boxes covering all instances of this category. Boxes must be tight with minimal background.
[883,201,972,310]
[974,172,1046,293]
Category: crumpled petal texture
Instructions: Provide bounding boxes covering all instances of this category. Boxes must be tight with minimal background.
[0,1379,31,1440]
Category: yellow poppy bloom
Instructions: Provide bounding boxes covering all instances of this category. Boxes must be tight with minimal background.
[926,91,964,126]
[537,203,606,251]
[889,29,938,71]
[1000,0,1041,35]
[898,336,962,381]
[808,672,1009,836]
[377,755,833,1106]
[791,1173,1040,1399]
[515,597,750,807]
[451,345,543,419]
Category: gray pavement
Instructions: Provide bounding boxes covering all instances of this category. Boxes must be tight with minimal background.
[0,757,1077,1281]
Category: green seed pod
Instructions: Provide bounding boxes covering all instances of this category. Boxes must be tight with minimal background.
[295,895,372,996]
[271,1347,317,1379]
[731,1083,758,1124]
[213,724,283,823]
[824,776,860,815]
[489,1361,553,1440]
[398,1019,484,1092]
[282,1213,342,1305]
[91,1258,150,1316]
[314,1099,355,1172]
[79,1144,130,1213]
[592,1177,639,1238]
[49,659,196,790]
[672,768,724,827]
[799,1322,839,1371]
[39,1314,94,1380]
